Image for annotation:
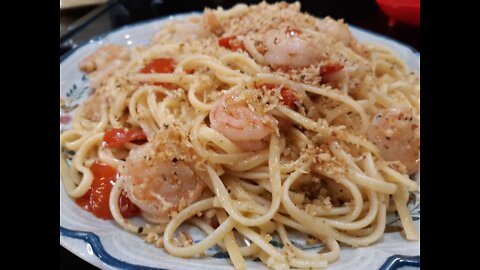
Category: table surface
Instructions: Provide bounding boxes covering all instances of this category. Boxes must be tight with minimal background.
[60,1,420,268]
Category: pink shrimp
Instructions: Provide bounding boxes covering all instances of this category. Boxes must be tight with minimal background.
[80,44,130,72]
[151,11,221,44]
[79,44,130,89]
[209,92,278,151]
[316,17,355,46]
[316,17,368,56]
[367,107,420,174]
[123,128,206,219]
[152,13,223,44]
[263,27,327,70]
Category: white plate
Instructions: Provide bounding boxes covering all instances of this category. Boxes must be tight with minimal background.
[60,13,420,270]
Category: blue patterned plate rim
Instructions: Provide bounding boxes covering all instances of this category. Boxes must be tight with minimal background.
[61,226,419,270]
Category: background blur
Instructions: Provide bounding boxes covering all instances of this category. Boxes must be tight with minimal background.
[60,0,420,268]
[60,0,420,57]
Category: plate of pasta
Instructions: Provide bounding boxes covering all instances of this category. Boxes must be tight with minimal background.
[60,2,420,270]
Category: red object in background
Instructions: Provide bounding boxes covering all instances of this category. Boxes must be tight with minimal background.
[376,0,420,27]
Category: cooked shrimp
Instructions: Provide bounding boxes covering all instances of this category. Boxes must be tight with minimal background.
[316,17,368,56]
[367,107,420,174]
[80,44,130,89]
[209,92,278,151]
[152,17,212,44]
[123,127,206,219]
[316,17,354,46]
[263,27,327,70]
[80,44,130,73]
